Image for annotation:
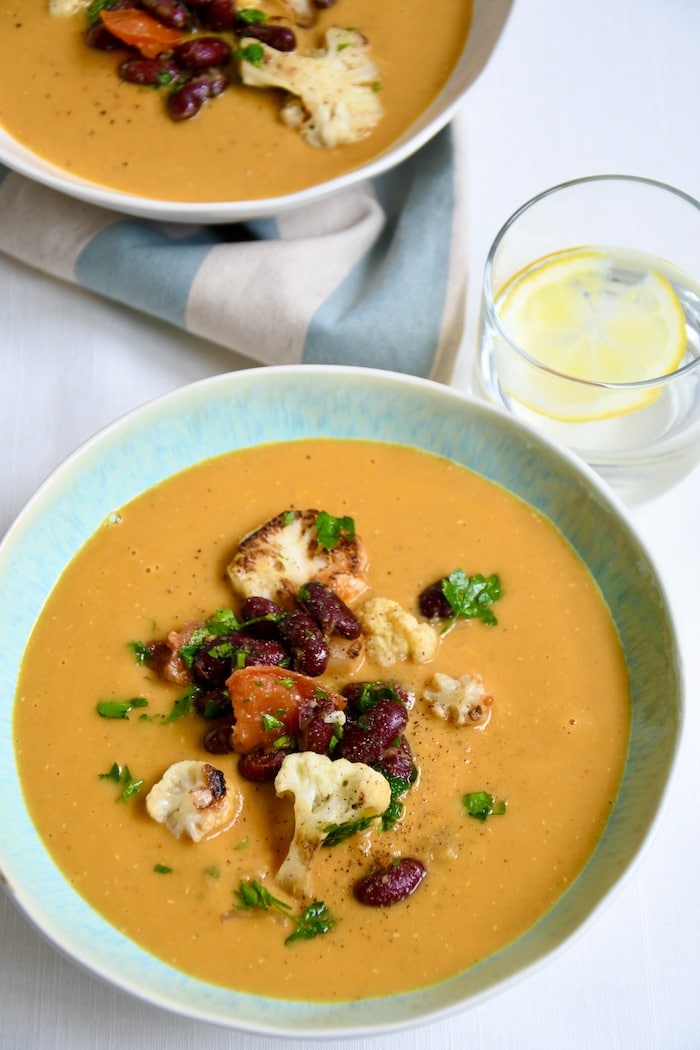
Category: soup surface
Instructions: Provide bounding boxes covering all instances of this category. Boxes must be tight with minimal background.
[0,1,471,202]
[14,439,630,1001]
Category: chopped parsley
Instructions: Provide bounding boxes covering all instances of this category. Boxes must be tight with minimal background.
[163,685,199,723]
[128,641,152,665]
[441,569,502,628]
[322,815,377,847]
[462,790,507,822]
[261,712,285,732]
[314,511,355,551]
[237,7,267,22]
[379,774,412,831]
[98,762,144,802]
[234,43,264,67]
[233,878,335,945]
[154,863,173,874]
[96,697,149,719]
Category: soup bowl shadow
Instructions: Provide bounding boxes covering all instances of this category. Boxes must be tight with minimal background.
[0,365,682,1036]
[0,0,513,224]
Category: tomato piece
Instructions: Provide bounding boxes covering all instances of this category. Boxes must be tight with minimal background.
[226,666,345,754]
[99,9,184,59]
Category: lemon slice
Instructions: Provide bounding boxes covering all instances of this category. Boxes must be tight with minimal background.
[497,249,687,421]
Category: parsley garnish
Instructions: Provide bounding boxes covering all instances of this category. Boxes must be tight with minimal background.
[98,762,144,802]
[441,569,502,628]
[96,697,149,719]
[462,790,507,822]
[235,43,264,67]
[321,815,377,847]
[261,712,285,732]
[154,863,172,874]
[233,878,335,945]
[237,7,267,22]
[314,511,356,551]
[128,641,151,665]
[379,774,412,831]
[163,685,199,723]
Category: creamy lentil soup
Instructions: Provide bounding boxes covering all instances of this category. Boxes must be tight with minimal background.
[13,439,629,1001]
[0,1,471,202]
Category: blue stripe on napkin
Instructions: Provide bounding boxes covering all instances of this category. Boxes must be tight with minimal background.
[303,127,455,377]
[75,222,217,329]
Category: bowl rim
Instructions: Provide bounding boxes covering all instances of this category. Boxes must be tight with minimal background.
[0,364,684,1037]
[0,0,514,224]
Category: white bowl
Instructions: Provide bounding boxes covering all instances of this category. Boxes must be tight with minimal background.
[0,0,512,224]
[0,365,682,1036]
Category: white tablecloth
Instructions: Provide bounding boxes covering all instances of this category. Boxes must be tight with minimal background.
[2,1,699,1047]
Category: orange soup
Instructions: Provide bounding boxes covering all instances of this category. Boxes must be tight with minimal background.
[13,439,630,1001]
[0,1,471,201]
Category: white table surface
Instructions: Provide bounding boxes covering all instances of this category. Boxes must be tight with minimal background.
[2,0,699,1047]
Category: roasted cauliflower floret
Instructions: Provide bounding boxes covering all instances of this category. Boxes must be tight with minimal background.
[274,751,391,897]
[358,597,438,667]
[423,672,493,727]
[227,509,369,606]
[146,761,242,842]
[48,0,88,13]
[238,28,384,148]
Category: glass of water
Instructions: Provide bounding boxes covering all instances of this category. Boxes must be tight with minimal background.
[474,175,700,503]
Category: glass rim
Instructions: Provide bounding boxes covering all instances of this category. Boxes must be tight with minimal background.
[483,174,700,391]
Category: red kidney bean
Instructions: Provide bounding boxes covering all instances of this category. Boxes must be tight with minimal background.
[336,699,408,765]
[202,716,236,754]
[237,22,296,51]
[193,687,233,719]
[192,630,288,685]
[342,679,414,715]
[354,858,427,907]
[278,611,328,677]
[166,68,228,120]
[297,580,361,639]
[239,595,284,638]
[142,0,191,29]
[313,0,338,7]
[203,0,236,30]
[119,55,183,86]
[238,748,287,782]
[173,36,233,69]
[418,579,453,620]
[375,735,415,781]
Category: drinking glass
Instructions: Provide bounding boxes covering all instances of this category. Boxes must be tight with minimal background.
[474,175,700,503]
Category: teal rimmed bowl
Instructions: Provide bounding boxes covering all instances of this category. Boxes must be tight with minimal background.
[0,365,682,1036]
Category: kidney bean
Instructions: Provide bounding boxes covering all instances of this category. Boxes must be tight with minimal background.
[313,0,338,7]
[354,857,427,907]
[278,611,328,677]
[237,22,296,51]
[202,716,235,754]
[238,748,287,782]
[174,36,233,69]
[142,0,191,29]
[239,595,284,638]
[342,679,414,715]
[192,630,288,684]
[166,68,228,120]
[297,580,361,639]
[336,699,408,765]
[203,0,236,30]
[85,23,125,49]
[375,735,415,781]
[193,687,233,719]
[119,55,183,86]
[418,579,453,620]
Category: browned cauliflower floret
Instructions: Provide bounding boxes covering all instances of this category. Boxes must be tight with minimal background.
[423,672,493,727]
[358,597,438,667]
[274,751,391,897]
[146,761,242,842]
[48,0,87,12]
[238,27,384,148]
[227,509,369,606]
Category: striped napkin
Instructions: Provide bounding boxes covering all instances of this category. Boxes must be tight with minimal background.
[0,123,466,381]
